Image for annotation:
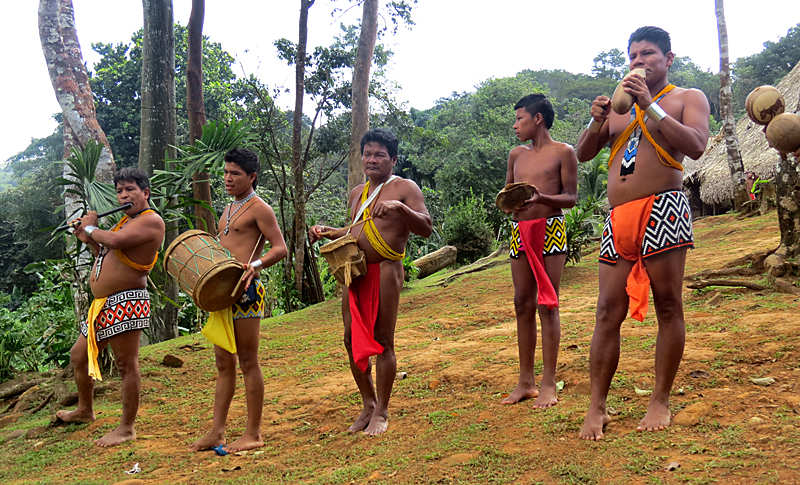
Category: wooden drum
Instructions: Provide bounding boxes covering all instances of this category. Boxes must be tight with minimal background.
[163,230,245,312]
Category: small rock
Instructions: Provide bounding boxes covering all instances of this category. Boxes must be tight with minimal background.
[689,370,710,379]
[162,354,184,368]
[428,379,440,390]
[25,426,48,440]
[748,416,765,426]
[780,425,794,434]
[0,413,24,428]
[32,441,44,449]
[477,411,492,421]
[6,429,25,441]
[757,395,771,403]
[673,402,713,426]
[573,380,591,396]
[441,451,481,466]
[664,461,681,471]
[606,407,618,416]
[736,392,752,399]
[717,378,730,386]
[750,377,775,386]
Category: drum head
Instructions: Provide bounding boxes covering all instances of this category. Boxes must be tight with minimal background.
[195,262,246,312]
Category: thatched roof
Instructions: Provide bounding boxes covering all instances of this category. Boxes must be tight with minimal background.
[683,60,800,205]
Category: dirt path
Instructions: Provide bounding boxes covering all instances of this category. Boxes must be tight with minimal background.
[1,212,798,484]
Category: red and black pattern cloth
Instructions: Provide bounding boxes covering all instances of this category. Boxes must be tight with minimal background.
[81,288,150,342]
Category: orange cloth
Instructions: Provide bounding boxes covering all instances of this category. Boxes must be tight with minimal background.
[348,263,384,372]
[516,219,559,309]
[609,195,656,322]
[608,84,682,171]
[112,210,158,271]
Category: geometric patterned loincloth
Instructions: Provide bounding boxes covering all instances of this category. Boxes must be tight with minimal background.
[509,215,567,259]
[232,279,266,320]
[599,189,694,265]
[81,288,150,342]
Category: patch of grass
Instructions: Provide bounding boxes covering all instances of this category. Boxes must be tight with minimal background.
[550,461,599,484]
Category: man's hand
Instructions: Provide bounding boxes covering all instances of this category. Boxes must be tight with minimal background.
[591,96,612,124]
[240,262,257,289]
[371,200,405,219]
[513,189,541,213]
[624,72,654,110]
[308,225,326,243]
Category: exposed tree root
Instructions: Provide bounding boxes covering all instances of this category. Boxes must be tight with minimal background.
[685,267,762,280]
[436,260,509,287]
[721,247,777,270]
[686,279,770,291]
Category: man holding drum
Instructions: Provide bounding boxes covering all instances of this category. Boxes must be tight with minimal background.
[575,26,709,440]
[57,168,165,447]
[309,128,432,436]
[189,148,287,453]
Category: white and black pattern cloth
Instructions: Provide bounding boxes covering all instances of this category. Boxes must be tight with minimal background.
[81,288,150,342]
[599,190,694,265]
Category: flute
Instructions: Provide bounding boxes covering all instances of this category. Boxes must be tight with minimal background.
[55,203,133,232]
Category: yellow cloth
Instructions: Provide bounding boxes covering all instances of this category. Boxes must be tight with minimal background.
[203,307,237,354]
[112,210,158,271]
[86,297,108,381]
[608,84,683,171]
[360,182,405,261]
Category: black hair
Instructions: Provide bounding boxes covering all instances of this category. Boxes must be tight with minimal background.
[514,93,555,130]
[628,26,671,56]
[224,148,260,189]
[360,128,399,159]
[114,167,151,201]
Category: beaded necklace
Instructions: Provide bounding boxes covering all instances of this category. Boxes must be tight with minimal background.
[223,191,257,236]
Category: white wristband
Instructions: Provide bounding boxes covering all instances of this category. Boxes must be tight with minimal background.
[587,118,605,133]
[84,225,98,237]
[645,102,667,122]
[250,259,263,270]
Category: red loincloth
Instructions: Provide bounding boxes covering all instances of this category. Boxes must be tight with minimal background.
[348,262,385,372]
[517,219,558,310]
[609,194,656,322]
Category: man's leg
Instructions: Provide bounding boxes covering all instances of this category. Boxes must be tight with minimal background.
[95,329,142,447]
[533,253,566,409]
[342,290,378,433]
[226,317,265,452]
[502,255,540,404]
[638,248,688,432]
[56,334,108,424]
[580,259,634,440]
[365,260,403,436]
[189,343,238,451]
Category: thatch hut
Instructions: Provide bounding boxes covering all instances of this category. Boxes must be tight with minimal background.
[683,60,800,216]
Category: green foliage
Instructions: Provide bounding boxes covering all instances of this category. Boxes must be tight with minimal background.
[578,148,609,201]
[55,139,118,218]
[592,48,627,81]
[564,197,603,265]
[670,56,720,119]
[0,260,77,382]
[443,190,494,264]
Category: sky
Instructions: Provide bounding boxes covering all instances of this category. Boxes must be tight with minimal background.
[1,0,798,162]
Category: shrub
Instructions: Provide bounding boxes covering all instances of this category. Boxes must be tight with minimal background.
[564,197,603,265]
[443,189,494,264]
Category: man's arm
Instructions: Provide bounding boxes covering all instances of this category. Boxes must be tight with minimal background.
[506,147,523,185]
[372,180,432,238]
[76,211,164,251]
[241,202,288,287]
[576,96,612,162]
[308,185,363,243]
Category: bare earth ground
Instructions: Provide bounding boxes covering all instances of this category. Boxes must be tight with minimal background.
[1,211,799,484]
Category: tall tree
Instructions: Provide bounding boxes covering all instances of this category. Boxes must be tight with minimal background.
[290,0,315,301]
[186,0,215,234]
[140,0,179,342]
[715,0,749,211]
[38,0,117,318]
[346,0,379,196]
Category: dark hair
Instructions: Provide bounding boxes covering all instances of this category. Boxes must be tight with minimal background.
[360,128,399,159]
[628,26,671,56]
[224,148,260,189]
[114,167,151,201]
[514,93,555,130]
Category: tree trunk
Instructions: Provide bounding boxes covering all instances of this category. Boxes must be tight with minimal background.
[187,0,215,234]
[38,0,117,321]
[140,0,179,343]
[413,245,457,279]
[346,0,379,198]
[765,152,800,276]
[715,0,750,211]
[290,0,314,306]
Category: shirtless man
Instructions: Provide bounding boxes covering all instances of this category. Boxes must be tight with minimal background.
[309,128,431,436]
[56,168,165,447]
[189,148,287,453]
[500,94,577,408]
[575,26,710,440]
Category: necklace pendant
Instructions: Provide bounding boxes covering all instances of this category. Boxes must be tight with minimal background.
[224,228,229,236]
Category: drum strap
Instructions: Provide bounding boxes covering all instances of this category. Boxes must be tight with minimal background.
[609,84,682,174]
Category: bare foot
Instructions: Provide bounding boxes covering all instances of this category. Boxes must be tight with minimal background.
[363,413,388,436]
[348,407,374,433]
[188,430,226,452]
[532,385,559,409]
[579,408,611,440]
[95,426,135,447]
[55,409,95,424]
[225,433,264,453]
[500,384,539,405]
[637,400,671,432]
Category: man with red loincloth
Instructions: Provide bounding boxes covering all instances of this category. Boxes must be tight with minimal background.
[309,128,432,436]
[575,26,710,440]
[500,93,578,408]
[56,168,165,447]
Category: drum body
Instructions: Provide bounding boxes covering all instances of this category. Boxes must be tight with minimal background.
[320,234,367,286]
[164,230,245,312]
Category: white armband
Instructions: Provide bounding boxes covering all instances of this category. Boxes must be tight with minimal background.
[645,102,668,123]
